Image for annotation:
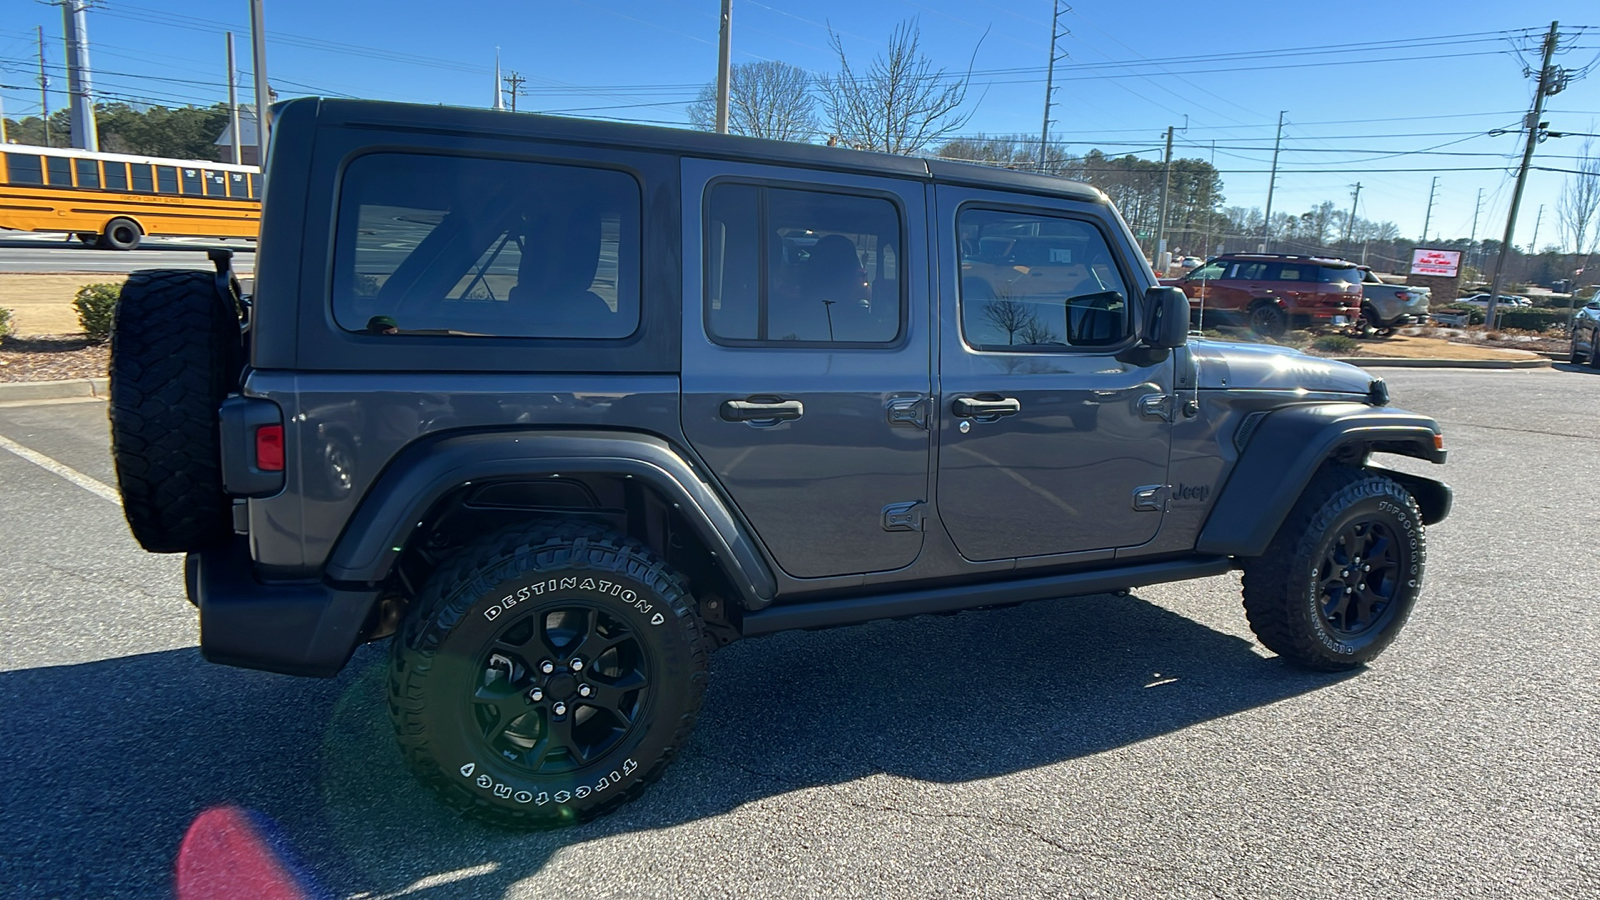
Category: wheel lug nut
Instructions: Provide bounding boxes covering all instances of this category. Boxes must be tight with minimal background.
[578,684,592,697]
[539,660,555,675]
[529,688,544,702]
[1363,564,1371,572]
[552,702,567,716]
[570,658,584,672]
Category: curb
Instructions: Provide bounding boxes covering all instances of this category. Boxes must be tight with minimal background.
[0,377,109,402]
[1332,356,1552,369]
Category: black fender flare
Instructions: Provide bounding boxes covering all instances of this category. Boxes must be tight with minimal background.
[1196,403,1449,558]
[323,429,777,609]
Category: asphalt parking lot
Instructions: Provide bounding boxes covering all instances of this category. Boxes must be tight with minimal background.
[0,367,1595,899]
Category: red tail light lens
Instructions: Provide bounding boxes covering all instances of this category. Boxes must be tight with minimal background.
[255,424,284,472]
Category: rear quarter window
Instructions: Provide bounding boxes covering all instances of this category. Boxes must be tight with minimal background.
[330,153,641,340]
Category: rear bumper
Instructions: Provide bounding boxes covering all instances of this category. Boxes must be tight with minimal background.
[186,536,381,678]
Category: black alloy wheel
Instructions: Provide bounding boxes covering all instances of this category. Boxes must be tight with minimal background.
[1249,302,1288,337]
[390,520,709,829]
[1314,519,1402,638]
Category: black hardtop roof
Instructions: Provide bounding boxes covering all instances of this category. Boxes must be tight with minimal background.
[304,97,1105,204]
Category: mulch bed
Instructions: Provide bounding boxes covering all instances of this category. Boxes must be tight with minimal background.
[0,335,109,383]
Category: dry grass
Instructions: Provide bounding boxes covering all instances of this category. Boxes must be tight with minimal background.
[0,274,124,336]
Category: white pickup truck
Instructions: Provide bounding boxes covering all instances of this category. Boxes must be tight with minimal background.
[1358,268,1431,335]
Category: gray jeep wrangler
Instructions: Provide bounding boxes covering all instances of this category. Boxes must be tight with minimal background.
[107,99,1451,829]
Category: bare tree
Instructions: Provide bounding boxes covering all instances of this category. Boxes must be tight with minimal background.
[817,19,982,155]
[1556,136,1600,258]
[687,61,819,142]
[937,133,1073,175]
[980,299,1038,345]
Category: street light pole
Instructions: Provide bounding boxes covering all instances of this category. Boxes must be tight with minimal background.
[715,0,732,134]
[249,0,271,170]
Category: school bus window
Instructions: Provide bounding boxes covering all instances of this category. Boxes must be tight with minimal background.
[156,166,179,194]
[248,173,260,199]
[227,172,246,198]
[181,168,203,195]
[47,156,72,187]
[74,158,100,189]
[203,171,227,197]
[103,162,128,191]
[5,153,44,185]
[130,164,154,192]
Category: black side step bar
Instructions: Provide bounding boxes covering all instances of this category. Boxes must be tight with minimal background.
[740,555,1234,636]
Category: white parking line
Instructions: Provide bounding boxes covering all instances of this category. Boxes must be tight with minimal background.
[0,433,121,505]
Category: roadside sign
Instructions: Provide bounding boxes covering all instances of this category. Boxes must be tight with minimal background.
[1410,248,1461,277]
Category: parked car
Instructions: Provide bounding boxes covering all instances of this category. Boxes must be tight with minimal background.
[1356,268,1430,336]
[1570,298,1600,367]
[1161,253,1361,336]
[104,98,1451,830]
[1456,293,1531,309]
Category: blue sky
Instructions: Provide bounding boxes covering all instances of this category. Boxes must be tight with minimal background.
[2,0,1598,251]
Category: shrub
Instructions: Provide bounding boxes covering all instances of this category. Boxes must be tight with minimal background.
[1312,334,1360,354]
[1445,304,1486,326]
[1496,308,1573,332]
[0,307,13,340]
[73,282,121,341]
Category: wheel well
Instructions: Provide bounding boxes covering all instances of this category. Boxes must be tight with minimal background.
[104,215,144,235]
[387,473,743,640]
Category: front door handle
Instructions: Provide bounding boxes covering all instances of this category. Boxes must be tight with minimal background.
[952,396,1021,418]
[720,398,804,422]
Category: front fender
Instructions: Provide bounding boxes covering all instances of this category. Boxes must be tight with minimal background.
[1196,403,1447,558]
[323,430,777,608]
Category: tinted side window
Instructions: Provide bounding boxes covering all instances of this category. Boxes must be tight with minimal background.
[103,161,128,191]
[958,208,1130,350]
[203,170,227,196]
[1188,262,1225,281]
[130,164,154,192]
[155,166,179,194]
[74,158,99,189]
[46,156,72,186]
[1274,264,1306,281]
[5,153,43,185]
[705,183,901,344]
[226,171,248,198]
[1235,262,1267,280]
[1319,265,1360,285]
[331,153,641,340]
[181,167,203,195]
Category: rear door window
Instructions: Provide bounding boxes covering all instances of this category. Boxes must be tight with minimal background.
[331,152,641,339]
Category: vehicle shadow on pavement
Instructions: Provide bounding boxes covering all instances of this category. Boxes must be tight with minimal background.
[0,592,1353,897]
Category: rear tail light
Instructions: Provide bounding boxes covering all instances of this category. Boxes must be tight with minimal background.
[255,424,284,472]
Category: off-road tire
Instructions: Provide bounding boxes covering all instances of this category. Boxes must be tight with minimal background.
[1240,466,1425,671]
[389,521,710,829]
[1249,301,1288,337]
[97,217,142,251]
[109,270,242,553]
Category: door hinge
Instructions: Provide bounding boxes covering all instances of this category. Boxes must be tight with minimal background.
[1132,484,1168,512]
[881,501,925,532]
[886,396,930,430]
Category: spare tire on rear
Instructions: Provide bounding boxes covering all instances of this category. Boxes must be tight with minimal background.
[109,269,243,553]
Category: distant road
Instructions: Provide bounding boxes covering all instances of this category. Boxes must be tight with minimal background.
[0,233,255,275]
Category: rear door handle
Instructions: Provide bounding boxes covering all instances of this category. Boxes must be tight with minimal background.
[720,398,804,422]
[952,396,1021,418]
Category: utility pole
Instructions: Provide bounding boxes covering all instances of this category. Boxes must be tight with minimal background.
[493,48,504,110]
[226,32,241,165]
[1486,21,1562,330]
[1038,0,1066,171]
[501,72,526,112]
[1469,186,1483,271]
[1156,125,1174,269]
[59,0,96,151]
[714,0,732,134]
[1260,110,1286,252]
[38,26,50,148]
[249,0,270,169]
[0,94,7,143]
[1421,176,1439,244]
[1344,182,1362,245]
[1529,204,1544,254]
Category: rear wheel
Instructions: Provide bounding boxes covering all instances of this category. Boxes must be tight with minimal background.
[1240,467,1425,670]
[96,217,142,251]
[389,521,710,829]
[1248,301,1288,337]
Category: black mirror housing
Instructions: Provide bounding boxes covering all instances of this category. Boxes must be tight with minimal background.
[1143,286,1190,350]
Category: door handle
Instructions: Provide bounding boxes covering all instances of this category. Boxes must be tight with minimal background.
[720,398,804,422]
[952,396,1021,418]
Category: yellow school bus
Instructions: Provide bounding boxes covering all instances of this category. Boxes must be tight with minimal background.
[0,145,260,250]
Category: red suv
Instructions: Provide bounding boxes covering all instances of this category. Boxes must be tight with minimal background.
[1161,254,1361,336]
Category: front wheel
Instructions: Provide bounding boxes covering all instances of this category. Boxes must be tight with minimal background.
[389,521,710,829]
[1240,467,1425,670]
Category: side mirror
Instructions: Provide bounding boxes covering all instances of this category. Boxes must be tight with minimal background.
[1143,286,1189,349]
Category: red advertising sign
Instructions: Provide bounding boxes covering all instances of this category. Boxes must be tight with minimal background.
[1410,248,1462,277]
